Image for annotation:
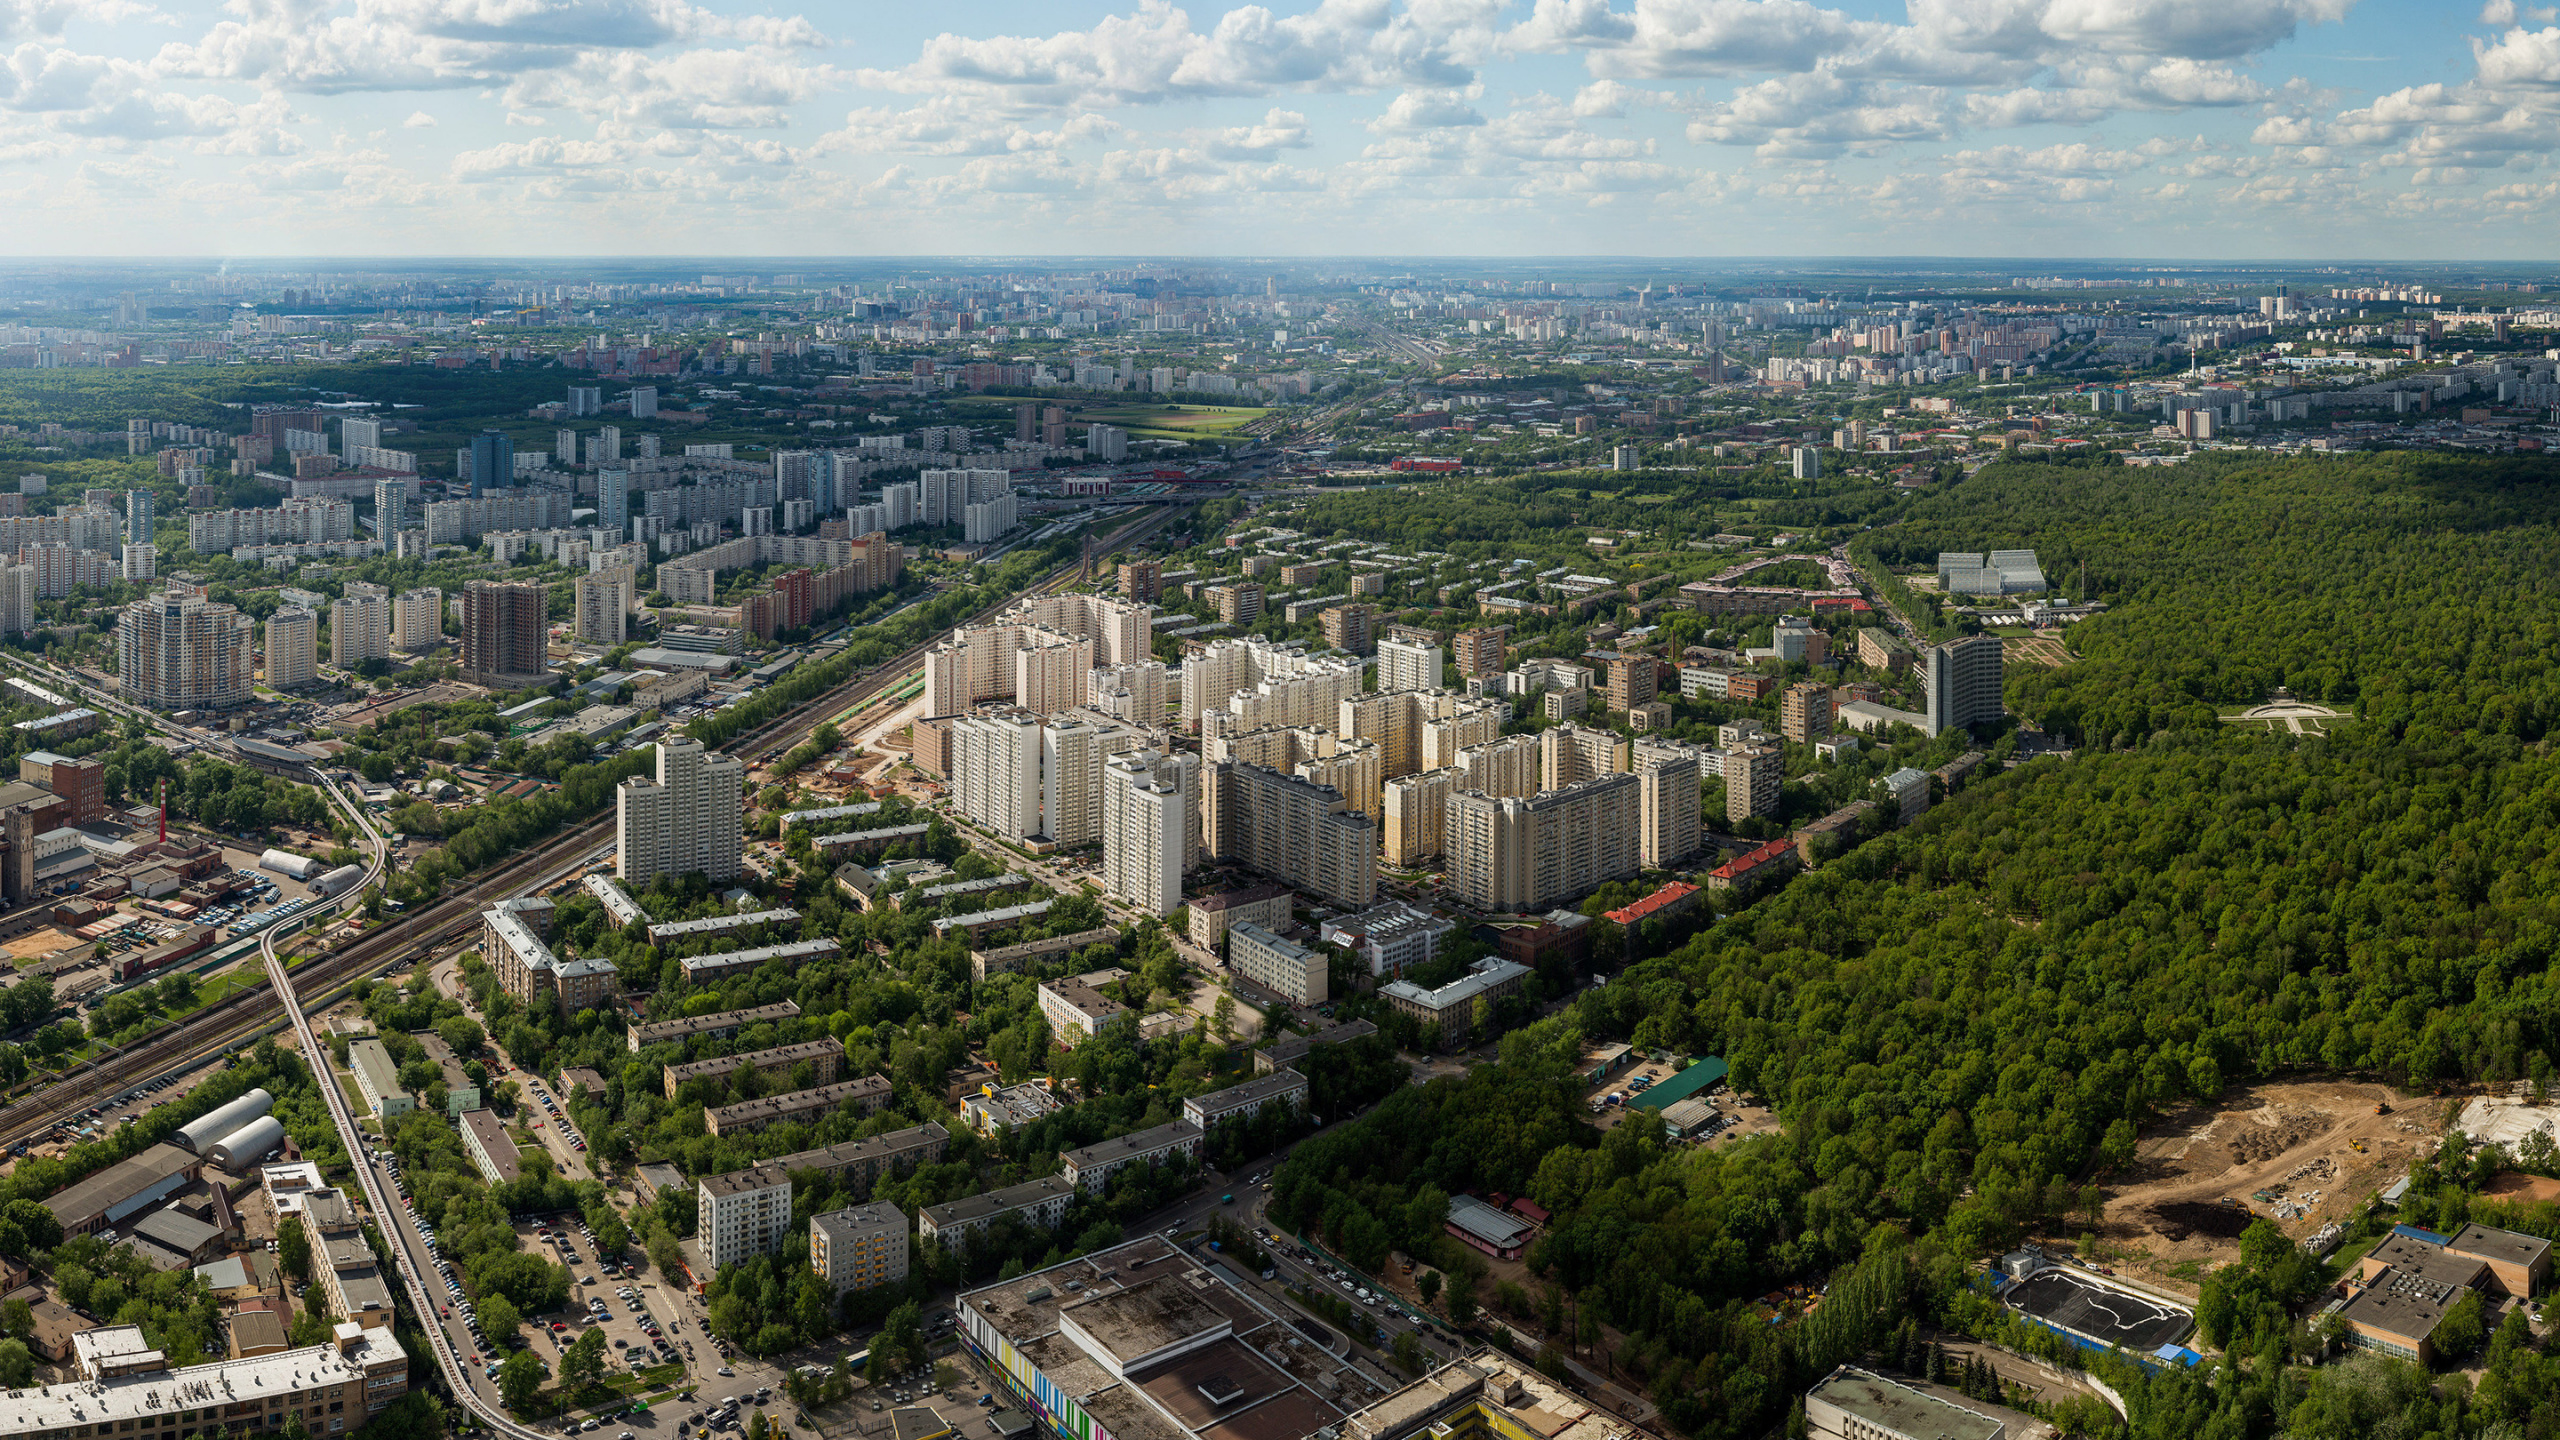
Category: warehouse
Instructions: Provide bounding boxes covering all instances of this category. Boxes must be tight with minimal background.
[45,1143,203,1237]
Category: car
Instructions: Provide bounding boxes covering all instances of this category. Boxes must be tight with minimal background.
[716,1367,733,1377]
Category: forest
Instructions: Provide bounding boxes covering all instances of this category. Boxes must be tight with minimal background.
[1276,453,2560,1440]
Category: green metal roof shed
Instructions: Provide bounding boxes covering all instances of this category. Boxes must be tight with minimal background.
[1630,1056,1729,1112]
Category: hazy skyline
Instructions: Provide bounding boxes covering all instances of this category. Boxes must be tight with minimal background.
[3,1,2555,259]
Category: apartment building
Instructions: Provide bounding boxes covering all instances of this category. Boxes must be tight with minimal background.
[919,1176,1075,1253]
[1636,748,1703,868]
[617,737,744,885]
[118,586,255,711]
[330,583,391,666]
[265,606,317,689]
[1856,628,1914,672]
[1101,748,1195,916]
[1781,680,1834,744]
[697,1168,795,1271]
[1226,922,1326,1005]
[1601,653,1657,713]
[1088,659,1173,724]
[1117,557,1163,603]
[1207,582,1264,626]
[1381,958,1531,1050]
[460,579,548,686]
[1382,768,1452,867]
[1044,713,1146,846]
[458,1108,522,1185]
[703,1076,893,1137]
[1451,626,1508,678]
[1202,759,1379,910]
[1181,636,1359,734]
[661,1039,844,1099]
[808,1201,910,1295]
[347,1039,410,1120]
[1377,634,1442,691]
[924,621,1093,718]
[1925,634,2004,737]
[1540,722,1627,792]
[575,567,635,645]
[1060,1119,1204,1193]
[390,586,442,651]
[1455,734,1539,798]
[1320,900,1455,976]
[1185,881,1292,950]
[1338,689,1503,781]
[1038,968,1132,1048]
[1879,767,1931,823]
[483,897,621,1015]
[1444,772,1642,914]
[1320,602,1378,654]
[1181,1069,1309,1130]
[1722,745,1785,824]
[627,999,802,1054]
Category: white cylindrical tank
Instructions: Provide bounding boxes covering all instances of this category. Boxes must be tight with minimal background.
[174,1087,274,1154]
[312,864,366,898]
[205,1115,287,1169]
[260,849,320,880]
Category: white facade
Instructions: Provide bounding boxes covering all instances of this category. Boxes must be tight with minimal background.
[1042,715,1144,846]
[617,737,745,885]
[698,1168,794,1271]
[952,709,1045,842]
[1226,922,1326,1005]
[391,587,443,651]
[576,567,634,645]
[1376,636,1442,693]
[1102,748,1194,916]
[330,583,392,666]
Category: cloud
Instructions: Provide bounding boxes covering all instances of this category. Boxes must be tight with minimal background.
[1204,106,1311,156]
[501,46,834,129]
[816,97,1117,156]
[856,0,1504,111]
[403,108,435,126]
[0,0,76,42]
[1370,88,1484,130]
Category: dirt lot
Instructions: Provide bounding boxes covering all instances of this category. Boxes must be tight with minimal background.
[2097,1080,2450,1294]
[2001,635,2073,668]
[1581,1061,1782,1147]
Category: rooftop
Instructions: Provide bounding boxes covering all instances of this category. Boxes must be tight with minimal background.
[707,1075,892,1128]
[1190,882,1290,914]
[1185,1070,1307,1119]
[1807,1366,2002,1440]
[647,907,803,941]
[630,999,803,1045]
[2449,1222,2554,1270]
[1444,1195,1532,1251]
[664,1039,844,1087]
[923,1176,1076,1230]
[1378,958,1529,1014]
[6,1328,408,1436]
[1062,1120,1202,1171]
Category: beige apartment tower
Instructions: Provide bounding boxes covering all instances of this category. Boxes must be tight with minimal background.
[265,606,318,689]
[391,586,443,651]
[1203,760,1378,910]
[1636,750,1702,867]
[1445,771,1643,914]
[331,582,392,667]
[576,567,636,645]
[1781,680,1834,744]
[1723,745,1785,824]
[118,586,255,711]
[1541,722,1628,792]
[1383,768,1454,868]
[1102,748,1195,916]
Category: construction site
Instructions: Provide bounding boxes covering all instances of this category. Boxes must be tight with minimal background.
[2091,1080,2448,1293]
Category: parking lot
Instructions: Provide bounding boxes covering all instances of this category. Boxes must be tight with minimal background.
[519,1074,597,1179]
[410,1199,709,1398]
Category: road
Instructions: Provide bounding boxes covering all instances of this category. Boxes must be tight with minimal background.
[1834,536,1927,647]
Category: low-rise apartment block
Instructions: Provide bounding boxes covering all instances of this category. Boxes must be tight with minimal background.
[696,1123,952,1270]
[458,1108,521,1186]
[1060,1119,1204,1193]
[1381,958,1531,1050]
[483,897,621,1016]
[919,1176,1077,1253]
[626,999,803,1053]
[1038,967,1131,1048]
[703,1075,892,1137]
[662,1039,844,1098]
[347,1038,410,1120]
[1181,1069,1308,1131]
[1226,922,1326,1005]
[1186,880,1293,950]
[1320,900,1454,976]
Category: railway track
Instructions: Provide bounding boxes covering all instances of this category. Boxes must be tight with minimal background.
[0,501,1188,1150]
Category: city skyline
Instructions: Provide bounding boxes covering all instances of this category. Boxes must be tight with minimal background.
[1,1,2555,258]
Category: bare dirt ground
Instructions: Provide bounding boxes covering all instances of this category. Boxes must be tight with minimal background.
[2095,1079,2452,1295]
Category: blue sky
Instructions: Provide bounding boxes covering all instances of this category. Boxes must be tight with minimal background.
[3,0,2557,259]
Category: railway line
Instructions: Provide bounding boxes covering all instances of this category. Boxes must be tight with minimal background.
[0,500,1187,1152]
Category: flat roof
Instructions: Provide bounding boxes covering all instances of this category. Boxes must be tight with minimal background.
[1629,1056,1728,1112]
[1185,1070,1306,1119]
[4,1329,405,1435]
[707,1075,891,1127]
[1191,882,1289,913]
[46,1143,196,1227]
[677,936,841,979]
[348,1037,405,1098]
[1062,1119,1201,1171]
[923,1175,1076,1229]
[1059,1273,1232,1370]
[647,906,802,941]
[1445,1196,1531,1249]
[458,1108,521,1183]
[664,1039,844,1086]
[1808,1367,2001,1440]
[1378,958,1527,1014]
[2449,1222,2554,1270]
[630,999,802,1045]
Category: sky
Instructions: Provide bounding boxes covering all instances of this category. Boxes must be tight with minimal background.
[2,0,2557,260]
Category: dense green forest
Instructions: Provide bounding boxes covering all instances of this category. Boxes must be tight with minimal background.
[1278,453,2560,1440]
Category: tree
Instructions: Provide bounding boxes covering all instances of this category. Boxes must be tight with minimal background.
[2432,1289,2486,1363]
[0,1338,31,1388]
[477,1293,522,1343]
[868,1301,924,1383]
[1417,1270,1442,1306]
[277,1217,311,1283]
[562,1326,608,1393]
[499,1349,548,1410]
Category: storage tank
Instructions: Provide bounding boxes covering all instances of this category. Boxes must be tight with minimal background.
[311,864,366,899]
[173,1087,274,1154]
[205,1115,286,1169]
[260,849,320,881]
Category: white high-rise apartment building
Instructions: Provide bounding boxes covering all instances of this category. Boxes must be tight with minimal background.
[0,564,33,638]
[920,468,1008,526]
[1187,639,1363,738]
[1635,748,1702,868]
[392,587,443,651]
[374,476,408,538]
[698,1169,792,1271]
[266,606,318,689]
[1377,636,1442,693]
[880,481,918,531]
[618,738,744,886]
[964,492,1019,543]
[1089,660,1172,724]
[576,567,635,646]
[629,386,659,419]
[951,709,1045,842]
[923,596,1146,718]
[331,582,392,666]
[343,415,383,458]
[1103,749,1195,915]
[1010,592,1153,667]
[120,543,155,581]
